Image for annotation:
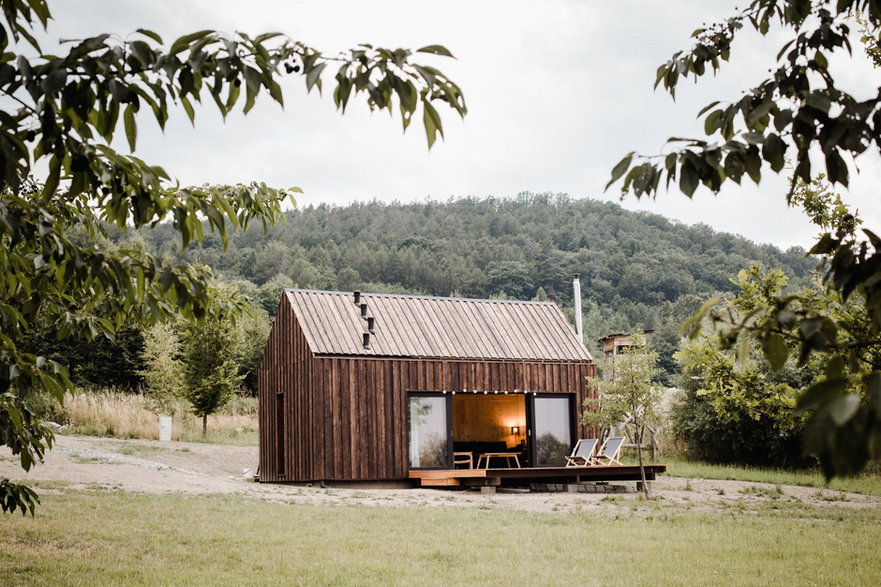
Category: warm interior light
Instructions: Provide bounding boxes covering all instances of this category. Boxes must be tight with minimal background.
[511,426,520,436]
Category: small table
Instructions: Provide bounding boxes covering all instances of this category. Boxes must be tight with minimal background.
[476,452,521,469]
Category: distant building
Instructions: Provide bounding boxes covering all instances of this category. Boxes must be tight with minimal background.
[596,330,653,379]
[597,330,653,360]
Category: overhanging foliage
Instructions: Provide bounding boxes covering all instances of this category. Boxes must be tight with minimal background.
[0,0,466,514]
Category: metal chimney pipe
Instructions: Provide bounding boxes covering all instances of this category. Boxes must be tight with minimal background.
[362,332,371,348]
[354,291,361,305]
[360,302,368,318]
[367,316,375,333]
[573,273,583,341]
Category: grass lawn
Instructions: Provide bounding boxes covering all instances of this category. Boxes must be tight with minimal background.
[2,488,879,586]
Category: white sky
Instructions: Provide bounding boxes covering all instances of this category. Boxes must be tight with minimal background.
[42,0,881,249]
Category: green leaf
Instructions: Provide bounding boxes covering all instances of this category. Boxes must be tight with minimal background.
[825,355,845,380]
[746,99,773,127]
[180,95,196,125]
[797,378,848,411]
[809,233,837,255]
[696,100,721,117]
[422,100,442,149]
[736,333,749,362]
[135,29,163,44]
[417,45,454,58]
[762,133,786,172]
[805,92,831,113]
[744,148,761,184]
[679,161,698,197]
[723,152,745,184]
[179,67,194,96]
[42,155,60,199]
[825,149,849,186]
[762,333,789,371]
[305,62,327,93]
[800,317,823,339]
[704,109,723,134]
[825,393,860,426]
[123,104,137,151]
[605,152,634,191]
[680,297,720,338]
[170,30,214,56]
[41,68,66,94]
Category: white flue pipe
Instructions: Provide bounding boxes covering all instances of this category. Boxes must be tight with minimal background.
[573,274,583,341]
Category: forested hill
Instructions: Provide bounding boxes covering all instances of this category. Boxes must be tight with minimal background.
[142,192,813,351]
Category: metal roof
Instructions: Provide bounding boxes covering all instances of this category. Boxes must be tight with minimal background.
[285,289,593,362]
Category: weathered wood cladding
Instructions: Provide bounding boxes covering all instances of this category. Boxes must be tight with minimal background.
[260,346,597,482]
[258,295,319,482]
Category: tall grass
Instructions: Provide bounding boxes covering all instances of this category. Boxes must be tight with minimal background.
[51,389,258,445]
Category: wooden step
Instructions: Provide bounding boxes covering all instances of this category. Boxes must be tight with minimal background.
[409,469,488,479]
[420,478,461,487]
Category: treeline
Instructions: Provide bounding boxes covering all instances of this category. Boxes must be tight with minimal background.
[63,192,814,391]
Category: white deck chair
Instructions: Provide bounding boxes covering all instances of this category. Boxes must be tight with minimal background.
[591,436,625,466]
[564,438,599,467]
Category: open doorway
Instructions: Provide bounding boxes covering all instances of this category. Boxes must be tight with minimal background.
[452,394,527,468]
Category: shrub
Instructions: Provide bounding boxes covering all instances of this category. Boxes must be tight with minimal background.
[670,376,812,468]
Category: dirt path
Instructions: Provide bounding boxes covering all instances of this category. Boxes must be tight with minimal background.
[2,434,878,514]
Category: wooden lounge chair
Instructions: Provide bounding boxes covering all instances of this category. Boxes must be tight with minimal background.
[591,436,625,466]
[565,438,599,467]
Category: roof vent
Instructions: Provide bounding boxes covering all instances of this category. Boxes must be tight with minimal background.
[362,332,371,349]
[354,291,361,305]
[360,302,368,319]
[367,316,375,334]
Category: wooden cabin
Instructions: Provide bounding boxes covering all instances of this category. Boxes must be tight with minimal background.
[258,289,597,484]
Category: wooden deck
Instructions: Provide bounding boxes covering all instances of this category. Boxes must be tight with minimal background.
[409,464,667,487]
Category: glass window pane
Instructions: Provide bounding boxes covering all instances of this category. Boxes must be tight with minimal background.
[408,396,449,468]
[534,397,572,466]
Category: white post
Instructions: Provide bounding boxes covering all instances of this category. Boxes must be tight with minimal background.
[573,274,583,341]
[159,415,172,442]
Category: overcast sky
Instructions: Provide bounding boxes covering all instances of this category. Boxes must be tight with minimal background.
[43,1,881,249]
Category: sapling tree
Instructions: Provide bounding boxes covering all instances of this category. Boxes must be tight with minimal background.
[138,322,183,416]
[181,311,241,438]
[585,348,662,498]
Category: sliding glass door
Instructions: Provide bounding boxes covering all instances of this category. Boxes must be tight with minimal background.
[408,394,451,468]
[528,395,573,466]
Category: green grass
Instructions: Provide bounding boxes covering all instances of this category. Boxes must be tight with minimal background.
[660,459,881,496]
[173,426,258,446]
[2,490,880,585]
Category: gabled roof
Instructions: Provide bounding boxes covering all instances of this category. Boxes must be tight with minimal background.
[284,289,593,362]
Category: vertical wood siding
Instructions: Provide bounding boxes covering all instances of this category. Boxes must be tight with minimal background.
[260,343,597,482]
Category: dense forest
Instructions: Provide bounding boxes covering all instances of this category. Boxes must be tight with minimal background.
[63,192,814,391]
[146,192,812,341]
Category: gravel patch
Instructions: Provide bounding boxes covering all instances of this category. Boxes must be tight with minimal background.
[58,446,199,475]
[3,434,879,515]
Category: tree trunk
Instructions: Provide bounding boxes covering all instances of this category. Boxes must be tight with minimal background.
[635,424,651,499]
[201,414,207,439]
